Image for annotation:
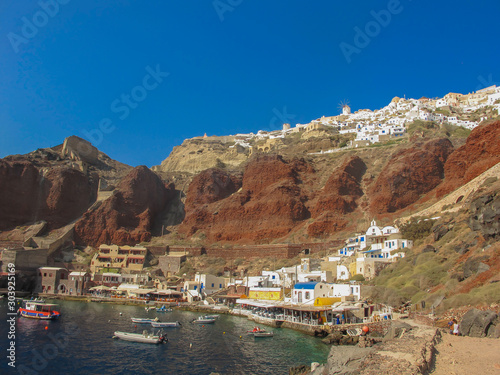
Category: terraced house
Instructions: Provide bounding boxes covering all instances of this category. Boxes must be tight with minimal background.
[90,244,148,273]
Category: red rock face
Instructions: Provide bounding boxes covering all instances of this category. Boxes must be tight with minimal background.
[369,138,454,213]
[74,166,175,247]
[307,156,366,237]
[179,155,313,243]
[437,121,500,197]
[184,168,242,207]
[312,156,366,217]
[0,160,96,230]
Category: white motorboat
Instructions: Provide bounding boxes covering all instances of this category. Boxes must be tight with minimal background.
[113,330,167,344]
[253,331,274,337]
[131,317,159,324]
[192,316,216,324]
[203,314,219,319]
[151,321,181,328]
[246,327,267,335]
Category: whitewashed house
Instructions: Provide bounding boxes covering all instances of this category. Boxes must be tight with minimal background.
[435,99,449,108]
[291,282,329,305]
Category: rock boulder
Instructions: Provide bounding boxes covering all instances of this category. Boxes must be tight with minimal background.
[459,308,499,337]
[468,192,500,239]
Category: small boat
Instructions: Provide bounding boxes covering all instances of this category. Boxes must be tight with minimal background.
[192,316,216,324]
[253,331,274,337]
[131,317,159,324]
[203,314,219,319]
[246,327,267,334]
[113,330,167,344]
[151,321,181,328]
[156,306,173,312]
[18,301,60,320]
[145,306,156,311]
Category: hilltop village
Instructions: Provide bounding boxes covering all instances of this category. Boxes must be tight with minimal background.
[229,84,500,151]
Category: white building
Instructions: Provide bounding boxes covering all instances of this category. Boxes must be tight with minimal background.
[291,282,329,305]
[194,273,226,296]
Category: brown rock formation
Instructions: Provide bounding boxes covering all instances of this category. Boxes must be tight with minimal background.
[437,121,500,197]
[311,156,366,217]
[307,155,366,236]
[0,160,97,230]
[369,138,454,213]
[179,155,313,243]
[184,168,242,207]
[74,166,175,247]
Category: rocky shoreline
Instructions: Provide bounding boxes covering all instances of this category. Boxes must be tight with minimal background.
[291,309,500,375]
[316,323,438,375]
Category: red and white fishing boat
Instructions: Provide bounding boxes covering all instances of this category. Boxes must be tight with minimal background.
[18,301,61,320]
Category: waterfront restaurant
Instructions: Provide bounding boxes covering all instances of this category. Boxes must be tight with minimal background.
[149,289,184,302]
[234,298,362,326]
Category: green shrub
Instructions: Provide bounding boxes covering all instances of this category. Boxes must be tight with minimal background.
[400,218,434,241]
[350,274,365,282]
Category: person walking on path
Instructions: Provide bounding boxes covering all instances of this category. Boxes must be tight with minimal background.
[452,318,459,336]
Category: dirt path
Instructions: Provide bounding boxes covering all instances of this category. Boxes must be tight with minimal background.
[431,332,500,375]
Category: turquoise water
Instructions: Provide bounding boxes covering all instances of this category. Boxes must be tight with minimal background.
[1,300,329,374]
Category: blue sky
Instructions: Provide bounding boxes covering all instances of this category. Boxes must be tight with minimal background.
[1,0,499,167]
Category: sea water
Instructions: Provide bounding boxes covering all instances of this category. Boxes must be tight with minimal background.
[0,300,329,374]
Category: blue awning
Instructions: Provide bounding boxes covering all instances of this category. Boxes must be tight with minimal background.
[293,282,318,290]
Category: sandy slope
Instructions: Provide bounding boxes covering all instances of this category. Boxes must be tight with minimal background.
[431,333,500,375]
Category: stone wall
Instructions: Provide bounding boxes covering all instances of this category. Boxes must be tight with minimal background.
[206,244,303,260]
[158,242,343,261]
[167,246,205,256]
[325,320,393,336]
[302,241,344,255]
[146,245,168,256]
[1,248,48,272]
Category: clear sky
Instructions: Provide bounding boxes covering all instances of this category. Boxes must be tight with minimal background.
[1,0,499,167]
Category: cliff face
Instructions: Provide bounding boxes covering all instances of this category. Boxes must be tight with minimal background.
[154,137,250,174]
[0,160,97,230]
[369,138,454,213]
[178,155,313,243]
[307,156,366,237]
[2,122,498,248]
[74,166,175,247]
[436,121,500,197]
[184,168,242,207]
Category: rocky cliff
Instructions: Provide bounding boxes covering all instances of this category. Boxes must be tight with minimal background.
[74,166,176,247]
[0,136,131,236]
[2,121,499,248]
[0,160,97,230]
[436,120,500,197]
[154,137,250,174]
[178,155,314,243]
[307,156,366,237]
[369,138,454,213]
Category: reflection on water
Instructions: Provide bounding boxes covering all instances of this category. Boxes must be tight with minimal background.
[0,300,329,375]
